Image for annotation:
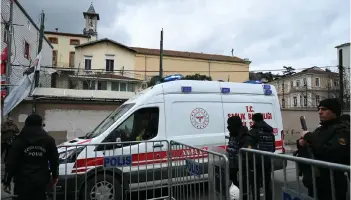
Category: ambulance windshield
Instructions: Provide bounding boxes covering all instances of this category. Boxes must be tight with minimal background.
[85,103,135,138]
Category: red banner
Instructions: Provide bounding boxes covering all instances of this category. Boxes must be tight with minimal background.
[1,47,8,99]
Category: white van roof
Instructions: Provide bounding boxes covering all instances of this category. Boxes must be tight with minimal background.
[126,80,277,104]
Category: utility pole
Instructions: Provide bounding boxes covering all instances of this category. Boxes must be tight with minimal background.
[35,10,44,87]
[282,80,285,108]
[32,10,45,113]
[3,0,14,118]
[338,49,344,111]
[159,28,163,80]
[305,81,308,108]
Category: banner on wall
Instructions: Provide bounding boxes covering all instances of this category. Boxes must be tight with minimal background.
[3,52,42,117]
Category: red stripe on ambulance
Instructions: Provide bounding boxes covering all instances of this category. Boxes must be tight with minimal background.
[72,142,283,172]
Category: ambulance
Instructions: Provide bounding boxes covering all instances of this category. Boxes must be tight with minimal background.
[52,80,285,200]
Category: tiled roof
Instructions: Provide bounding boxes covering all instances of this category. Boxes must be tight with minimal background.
[131,47,249,63]
[75,38,136,52]
[335,43,350,48]
[73,37,249,64]
[45,31,90,38]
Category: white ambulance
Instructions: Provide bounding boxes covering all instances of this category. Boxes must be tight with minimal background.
[52,80,285,200]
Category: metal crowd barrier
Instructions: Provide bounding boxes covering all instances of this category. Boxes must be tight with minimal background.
[49,140,230,200]
[238,148,350,200]
[169,140,230,200]
[50,140,171,200]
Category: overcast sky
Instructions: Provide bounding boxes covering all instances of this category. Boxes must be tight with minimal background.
[19,0,349,72]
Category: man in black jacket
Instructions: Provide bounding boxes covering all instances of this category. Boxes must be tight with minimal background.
[298,98,350,200]
[1,117,19,162]
[2,114,59,200]
[226,116,255,200]
[249,113,275,200]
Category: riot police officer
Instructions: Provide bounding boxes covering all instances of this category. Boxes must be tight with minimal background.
[298,98,350,200]
[249,113,275,200]
[2,114,59,200]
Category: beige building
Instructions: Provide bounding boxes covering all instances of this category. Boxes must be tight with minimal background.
[71,38,140,92]
[44,3,99,68]
[132,47,251,82]
[270,67,339,109]
[39,2,251,102]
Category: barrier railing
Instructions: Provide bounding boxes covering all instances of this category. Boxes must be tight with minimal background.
[50,140,171,200]
[169,140,230,200]
[238,148,350,200]
[48,140,230,200]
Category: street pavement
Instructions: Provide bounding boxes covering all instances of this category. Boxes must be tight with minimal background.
[1,159,310,200]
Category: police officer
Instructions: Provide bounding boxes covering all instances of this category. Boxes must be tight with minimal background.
[2,114,59,200]
[226,116,255,200]
[1,117,19,162]
[249,113,275,200]
[298,98,350,200]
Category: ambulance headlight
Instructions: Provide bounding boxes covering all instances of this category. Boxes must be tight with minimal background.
[59,147,85,164]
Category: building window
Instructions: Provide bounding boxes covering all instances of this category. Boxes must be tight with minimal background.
[52,50,57,66]
[24,41,30,59]
[3,25,8,43]
[315,78,320,87]
[303,78,307,86]
[70,39,80,45]
[111,82,119,91]
[120,82,127,91]
[127,83,135,92]
[300,96,303,107]
[69,52,75,67]
[316,95,320,106]
[48,37,58,44]
[106,59,114,72]
[293,97,297,107]
[97,81,107,90]
[84,58,92,70]
[334,80,339,87]
[290,81,293,88]
[27,21,31,30]
[304,96,307,106]
[296,80,300,87]
[83,80,96,90]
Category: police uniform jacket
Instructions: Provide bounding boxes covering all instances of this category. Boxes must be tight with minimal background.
[300,117,350,187]
[3,125,59,187]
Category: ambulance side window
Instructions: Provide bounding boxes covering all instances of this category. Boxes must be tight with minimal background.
[103,107,159,148]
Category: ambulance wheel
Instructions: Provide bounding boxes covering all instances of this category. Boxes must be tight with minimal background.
[82,174,123,200]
